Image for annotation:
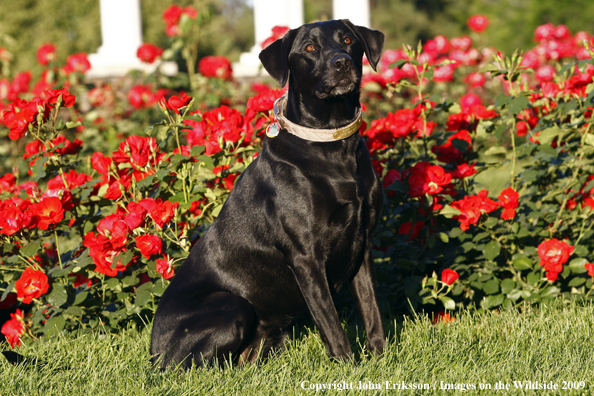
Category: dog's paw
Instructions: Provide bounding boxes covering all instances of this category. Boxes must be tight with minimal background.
[366,337,386,356]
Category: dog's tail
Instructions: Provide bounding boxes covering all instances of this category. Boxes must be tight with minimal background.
[1,350,47,368]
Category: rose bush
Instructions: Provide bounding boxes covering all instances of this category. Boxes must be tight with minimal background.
[1,11,594,347]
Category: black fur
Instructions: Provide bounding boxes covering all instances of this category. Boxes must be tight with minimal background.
[150,19,386,369]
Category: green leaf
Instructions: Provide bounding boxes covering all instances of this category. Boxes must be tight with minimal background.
[483,217,499,229]
[211,204,224,218]
[484,240,501,261]
[20,241,42,257]
[190,145,205,156]
[152,281,167,297]
[508,95,530,115]
[135,290,151,307]
[66,306,84,316]
[527,271,541,285]
[540,285,560,298]
[73,291,88,306]
[43,315,65,336]
[47,284,68,307]
[439,205,461,218]
[76,250,94,268]
[451,138,470,152]
[389,59,408,69]
[449,228,463,238]
[568,258,588,274]
[568,277,586,287]
[501,279,516,294]
[169,192,187,204]
[385,181,408,193]
[55,119,66,130]
[483,279,500,295]
[478,63,500,74]
[486,294,504,308]
[439,296,456,310]
[513,255,533,270]
[438,232,449,243]
[507,289,522,301]
[66,120,83,129]
[495,94,511,108]
[112,250,133,268]
[537,126,563,145]
[136,174,155,189]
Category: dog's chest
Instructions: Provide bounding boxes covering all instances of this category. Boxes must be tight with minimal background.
[321,175,372,289]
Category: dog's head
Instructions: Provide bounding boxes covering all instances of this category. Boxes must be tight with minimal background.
[259,20,384,100]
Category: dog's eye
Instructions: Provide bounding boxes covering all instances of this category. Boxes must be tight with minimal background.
[305,44,315,52]
[343,37,352,45]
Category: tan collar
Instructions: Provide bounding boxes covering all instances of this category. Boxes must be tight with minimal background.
[266,94,362,142]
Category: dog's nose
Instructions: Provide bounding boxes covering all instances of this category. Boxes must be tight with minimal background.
[332,54,352,73]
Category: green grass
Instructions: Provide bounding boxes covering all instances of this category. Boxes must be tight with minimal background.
[1,300,593,395]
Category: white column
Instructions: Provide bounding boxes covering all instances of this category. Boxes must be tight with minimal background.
[87,0,177,78]
[332,0,370,27]
[234,0,304,78]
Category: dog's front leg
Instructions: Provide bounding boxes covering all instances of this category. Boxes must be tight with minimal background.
[292,262,353,360]
[349,248,386,356]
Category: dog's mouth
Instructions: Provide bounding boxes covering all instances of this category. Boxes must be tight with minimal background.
[316,79,358,99]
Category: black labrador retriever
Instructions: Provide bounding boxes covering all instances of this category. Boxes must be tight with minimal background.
[150,19,385,369]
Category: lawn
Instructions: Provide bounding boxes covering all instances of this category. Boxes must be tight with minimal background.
[1,300,593,395]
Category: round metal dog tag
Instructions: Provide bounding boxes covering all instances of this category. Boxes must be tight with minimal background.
[266,122,280,138]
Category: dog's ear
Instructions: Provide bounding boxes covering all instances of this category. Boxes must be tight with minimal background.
[341,20,385,71]
[259,29,298,87]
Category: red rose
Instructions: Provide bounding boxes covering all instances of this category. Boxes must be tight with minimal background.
[261,26,290,49]
[49,135,82,156]
[0,293,17,310]
[2,100,39,141]
[150,199,179,228]
[464,72,486,87]
[42,88,76,108]
[124,202,147,229]
[441,269,459,285]
[198,56,233,80]
[47,169,92,190]
[1,309,26,348]
[31,196,64,230]
[585,263,594,277]
[161,92,192,113]
[91,152,112,175]
[135,235,163,258]
[83,231,131,277]
[137,43,164,64]
[0,197,35,236]
[498,187,519,220]
[534,23,556,42]
[451,162,477,179]
[156,255,175,279]
[451,190,498,231]
[432,130,472,164]
[432,311,456,325]
[40,188,74,211]
[15,268,49,304]
[398,221,425,240]
[537,239,573,281]
[245,88,286,122]
[63,53,91,75]
[408,162,452,197]
[0,173,16,194]
[112,135,159,168]
[467,15,489,32]
[37,43,56,66]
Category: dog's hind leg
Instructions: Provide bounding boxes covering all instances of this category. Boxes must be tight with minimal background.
[237,325,292,366]
[153,291,256,370]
